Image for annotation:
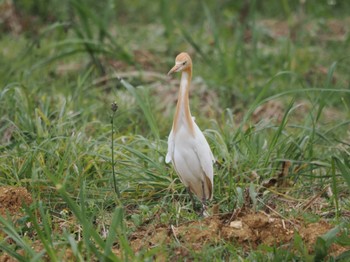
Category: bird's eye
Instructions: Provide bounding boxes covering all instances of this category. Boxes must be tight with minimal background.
[182,61,187,66]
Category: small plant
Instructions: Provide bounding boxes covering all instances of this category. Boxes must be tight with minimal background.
[110,101,121,199]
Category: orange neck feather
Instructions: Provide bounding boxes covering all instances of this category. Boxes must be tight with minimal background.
[172,67,195,135]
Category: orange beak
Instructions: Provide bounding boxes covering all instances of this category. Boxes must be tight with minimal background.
[167,64,181,76]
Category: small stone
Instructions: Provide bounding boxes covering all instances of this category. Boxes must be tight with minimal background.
[230,220,243,229]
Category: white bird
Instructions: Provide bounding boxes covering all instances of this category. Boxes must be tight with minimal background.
[166,52,215,211]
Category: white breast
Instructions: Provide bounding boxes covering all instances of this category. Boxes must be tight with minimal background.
[168,122,214,200]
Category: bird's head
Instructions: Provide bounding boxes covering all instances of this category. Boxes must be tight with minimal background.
[167,52,192,75]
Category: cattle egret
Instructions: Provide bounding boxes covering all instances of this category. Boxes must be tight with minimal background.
[166,52,215,213]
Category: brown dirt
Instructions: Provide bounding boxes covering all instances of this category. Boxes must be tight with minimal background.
[0,186,33,261]
[252,100,284,123]
[0,186,347,260]
[0,186,78,261]
[127,209,346,257]
[259,17,349,42]
[0,186,33,217]
[249,99,345,126]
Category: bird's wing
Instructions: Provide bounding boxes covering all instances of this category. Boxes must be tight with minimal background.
[165,129,174,163]
[192,118,215,163]
[191,128,215,199]
[193,127,215,181]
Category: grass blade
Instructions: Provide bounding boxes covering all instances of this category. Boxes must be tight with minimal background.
[333,156,350,189]
[0,215,37,259]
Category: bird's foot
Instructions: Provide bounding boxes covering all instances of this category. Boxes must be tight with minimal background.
[201,203,210,217]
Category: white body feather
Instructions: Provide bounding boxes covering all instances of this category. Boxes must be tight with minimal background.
[166,71,215,200]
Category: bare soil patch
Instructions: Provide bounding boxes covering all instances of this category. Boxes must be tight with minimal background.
[0,186,347,260]
[127,208,346,257]
[0,186,32,217]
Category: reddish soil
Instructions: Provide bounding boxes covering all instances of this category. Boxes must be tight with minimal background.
[127,208,347,258]
[0,186,32,217]
[0,187,348,261]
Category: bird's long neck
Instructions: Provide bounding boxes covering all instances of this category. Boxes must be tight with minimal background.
[172,68,195,135]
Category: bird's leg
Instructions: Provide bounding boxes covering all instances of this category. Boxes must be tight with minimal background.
[187,187,196,211]
[201,181,206,201]
[201,181,208,216]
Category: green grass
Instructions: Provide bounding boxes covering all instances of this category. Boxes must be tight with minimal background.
[1,0,350,261]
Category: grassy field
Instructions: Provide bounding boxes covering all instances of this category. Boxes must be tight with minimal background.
[1,0,350,261]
